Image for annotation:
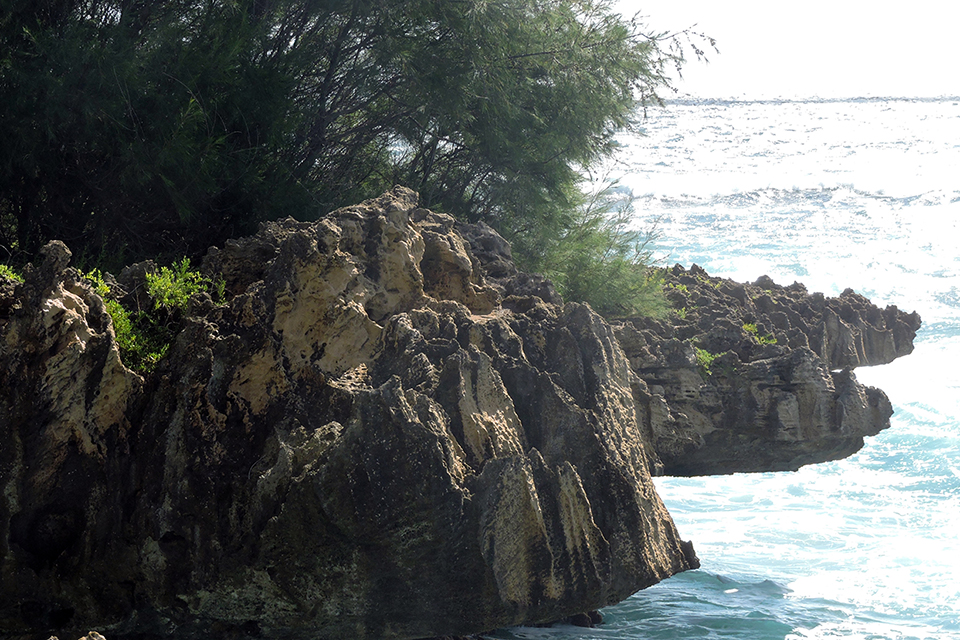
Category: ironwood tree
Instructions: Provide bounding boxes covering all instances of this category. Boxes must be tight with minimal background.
[1,0,709,312]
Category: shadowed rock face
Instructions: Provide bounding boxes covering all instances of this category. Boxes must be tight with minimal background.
[0,190,919,639]
[1,189,697,640]
[616,265,921,476]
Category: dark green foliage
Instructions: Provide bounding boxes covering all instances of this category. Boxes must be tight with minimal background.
[1,0,710,314]
[1,0,303,264]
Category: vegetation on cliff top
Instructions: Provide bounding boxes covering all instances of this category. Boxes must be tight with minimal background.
[1,0,711,316]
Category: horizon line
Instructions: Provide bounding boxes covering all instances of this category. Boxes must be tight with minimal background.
[662,94,960,106]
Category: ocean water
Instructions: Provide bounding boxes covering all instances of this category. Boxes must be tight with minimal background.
[489,97,960,639]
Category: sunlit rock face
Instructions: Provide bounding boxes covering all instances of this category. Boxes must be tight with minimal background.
[617,264,921,476]
[1,188,698,640]
[0,189,920,639]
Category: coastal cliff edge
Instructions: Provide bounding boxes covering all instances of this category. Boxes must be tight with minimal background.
[0,187,919,639]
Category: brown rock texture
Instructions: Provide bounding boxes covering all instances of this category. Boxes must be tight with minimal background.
[0,189,919,639]
[1,188,699,640]
[617,264,921,476]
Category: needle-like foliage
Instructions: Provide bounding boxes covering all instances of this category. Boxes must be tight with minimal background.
[1,0,711,315]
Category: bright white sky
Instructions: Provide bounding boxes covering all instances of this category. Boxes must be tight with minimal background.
[613,1,960,99]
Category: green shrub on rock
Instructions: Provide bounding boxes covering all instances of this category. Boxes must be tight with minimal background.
[145,258,211,312]
[85,259,219,373]
[695,347,719,377]
[0,264,23,282]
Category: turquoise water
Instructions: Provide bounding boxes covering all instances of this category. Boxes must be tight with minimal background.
[490,98,960,639]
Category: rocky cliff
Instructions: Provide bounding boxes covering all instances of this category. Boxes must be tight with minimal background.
[0,187,919,640]
[618,265,920,476]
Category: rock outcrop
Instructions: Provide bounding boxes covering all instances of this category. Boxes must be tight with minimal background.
[0,188,919,640]
[616,265,921,476]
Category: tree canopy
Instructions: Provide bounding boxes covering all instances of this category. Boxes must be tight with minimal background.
[1,0,707,311]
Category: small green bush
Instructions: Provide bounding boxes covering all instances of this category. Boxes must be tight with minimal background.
[84,269,168,372]
[85,258,218,373]
[84,268,111,297]
[106,299,170,370]
[695,347,718,377]
[742,322,777,345]
[145,258,210,311]
[0,264,23,282]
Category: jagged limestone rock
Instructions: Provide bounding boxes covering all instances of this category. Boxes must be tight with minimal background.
[0,190,919,639]
[1,189,695,640]
[618,264,921,475]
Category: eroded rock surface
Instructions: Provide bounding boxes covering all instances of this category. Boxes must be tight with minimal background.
[617,264,921,476]
[0,190,919,639]
[1,189,698,640]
